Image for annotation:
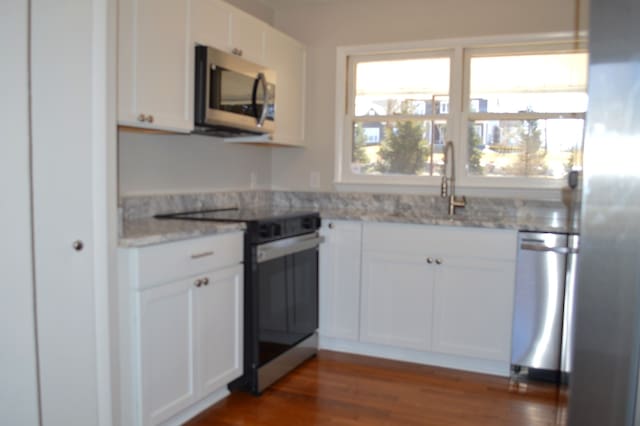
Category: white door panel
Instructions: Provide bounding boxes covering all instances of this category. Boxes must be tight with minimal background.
[360,252,433,351]
[0,1,39,424]
[30,0,115,424]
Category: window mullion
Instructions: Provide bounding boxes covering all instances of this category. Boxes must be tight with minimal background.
[450,46,466,184]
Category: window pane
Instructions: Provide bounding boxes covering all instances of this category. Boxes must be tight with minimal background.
[355,57,450,117]
[467,119,583,178]
[352,120,447,176]
[469,53,588,113]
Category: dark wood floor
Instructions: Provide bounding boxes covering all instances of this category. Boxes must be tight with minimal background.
[187,350,567,426]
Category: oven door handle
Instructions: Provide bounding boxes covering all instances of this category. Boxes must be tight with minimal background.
[257,235,325,263]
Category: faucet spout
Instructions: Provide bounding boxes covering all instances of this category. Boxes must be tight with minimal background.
[442,141,466,216]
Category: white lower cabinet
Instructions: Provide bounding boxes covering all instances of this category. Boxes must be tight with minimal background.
[331,222,518,373]
[119,233,244,426]
[196,266,243,396]
[139,277,198,426]
[360,252,433,351]
[319,220,362,340]
[431,257,515,361]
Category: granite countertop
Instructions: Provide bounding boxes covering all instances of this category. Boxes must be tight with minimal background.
[119,205,570,248]
[318,208,570,233]
[119,217,246,248]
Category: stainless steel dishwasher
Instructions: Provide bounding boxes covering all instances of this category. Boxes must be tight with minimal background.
[511,231,579,381]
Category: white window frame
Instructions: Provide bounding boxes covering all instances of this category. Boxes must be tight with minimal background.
[334,32,588,196]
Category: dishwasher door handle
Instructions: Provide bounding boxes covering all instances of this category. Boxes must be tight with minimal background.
[520,242,579,254]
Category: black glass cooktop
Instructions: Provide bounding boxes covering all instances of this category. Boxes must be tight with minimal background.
[154,207,318,223]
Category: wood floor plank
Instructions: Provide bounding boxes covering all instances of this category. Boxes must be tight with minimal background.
[187,350,567,426]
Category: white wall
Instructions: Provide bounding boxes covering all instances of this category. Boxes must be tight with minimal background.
[271,0,589,193]
[118,131,273,195]
[0,1,40,424]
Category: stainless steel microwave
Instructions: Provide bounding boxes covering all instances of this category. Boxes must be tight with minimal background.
[194,46,276,137]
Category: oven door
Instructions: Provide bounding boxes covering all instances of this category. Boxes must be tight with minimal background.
[255,233,321,366]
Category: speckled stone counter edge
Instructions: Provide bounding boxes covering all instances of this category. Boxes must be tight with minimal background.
[119,190,572,247]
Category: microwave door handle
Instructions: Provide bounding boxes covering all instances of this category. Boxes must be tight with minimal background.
[256,72,268,127]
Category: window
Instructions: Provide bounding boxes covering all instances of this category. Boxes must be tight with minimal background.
[349,52,451,177]
[338,36,588,188]
[466,49,588,179]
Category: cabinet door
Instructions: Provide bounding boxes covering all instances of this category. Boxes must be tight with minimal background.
[264,29,305,146]
[319,221,362,341]
[229,11,266,64]
[139,278,197,426]
[190,0,231,52]
[118,0,192,132]
[195,265,244,396]
[360,251,433,351]
[432,257,516,361]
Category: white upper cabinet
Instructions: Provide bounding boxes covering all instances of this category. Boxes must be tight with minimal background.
[229,10,266,65]
[190,0,266,65]
[264,29,306,146]
[119,0,306,145]
[118,0,193,132]
[190,0,232,54]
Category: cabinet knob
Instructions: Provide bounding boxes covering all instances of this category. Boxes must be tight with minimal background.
[194,279,203,287]
[328,223,334,229]
[202,277,209,286]
[232,48,243,56]
[146,115,154,123]
[426,257,433,264]
[435,258,443,265]
[72,240,84,251]
[137,113,146,122]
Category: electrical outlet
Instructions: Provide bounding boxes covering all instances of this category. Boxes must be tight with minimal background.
[310,172,320,189]
[250,172,257,189]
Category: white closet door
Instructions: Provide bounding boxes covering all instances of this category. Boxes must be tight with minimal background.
[30,0,115,425]
[0,1,40,424]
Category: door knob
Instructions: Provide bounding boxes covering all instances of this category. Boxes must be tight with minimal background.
[72,240,84,251]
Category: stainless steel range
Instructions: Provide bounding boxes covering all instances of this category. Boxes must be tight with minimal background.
[156,208,323,395]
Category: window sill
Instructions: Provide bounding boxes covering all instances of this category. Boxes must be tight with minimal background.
[333,180,566,202]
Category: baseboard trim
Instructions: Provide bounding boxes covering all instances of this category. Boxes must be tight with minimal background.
[159,387,230,426]
[319,335,510,377]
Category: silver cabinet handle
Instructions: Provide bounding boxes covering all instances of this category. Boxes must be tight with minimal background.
[191,251,214,259]
[426,257,433,264]
[202,277,209,286]
[72,240,84,251]
[435,258,443,265]
[232,47,243,56]
[146,115,154,123]
[194,279,203,288]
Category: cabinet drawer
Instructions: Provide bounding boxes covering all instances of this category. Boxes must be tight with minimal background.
[132,232,243,289]
[363,222,517,261]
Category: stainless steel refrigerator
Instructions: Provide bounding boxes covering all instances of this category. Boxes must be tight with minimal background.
[568,0,640,424]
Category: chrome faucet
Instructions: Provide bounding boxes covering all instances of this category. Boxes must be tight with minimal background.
[441,141,466,216]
